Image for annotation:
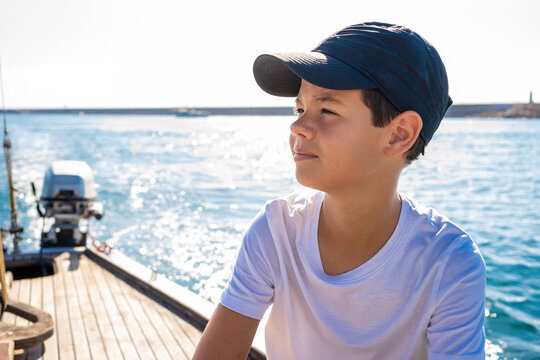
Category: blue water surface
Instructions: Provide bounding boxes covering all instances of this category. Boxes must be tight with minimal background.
[0,114,538,359]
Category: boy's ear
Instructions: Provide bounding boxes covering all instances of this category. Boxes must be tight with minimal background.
[384,111,422,158]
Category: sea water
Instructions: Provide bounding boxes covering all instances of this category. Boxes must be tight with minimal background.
[0,114,538,359]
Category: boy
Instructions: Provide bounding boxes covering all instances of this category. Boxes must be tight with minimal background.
[194,22,486,360]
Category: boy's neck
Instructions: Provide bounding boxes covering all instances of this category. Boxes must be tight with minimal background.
[317,178,402,275]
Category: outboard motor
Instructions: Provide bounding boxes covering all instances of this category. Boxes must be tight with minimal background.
[37,160,103,247]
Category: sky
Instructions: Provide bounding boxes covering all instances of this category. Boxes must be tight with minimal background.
[0,0,539,108]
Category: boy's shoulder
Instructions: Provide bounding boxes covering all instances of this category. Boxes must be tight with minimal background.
[404,195,471,240]
[402,195,484,268]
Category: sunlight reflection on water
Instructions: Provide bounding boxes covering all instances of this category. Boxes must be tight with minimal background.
[1,115,539,358]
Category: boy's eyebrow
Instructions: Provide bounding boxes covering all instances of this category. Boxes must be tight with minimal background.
[295,94,345,106]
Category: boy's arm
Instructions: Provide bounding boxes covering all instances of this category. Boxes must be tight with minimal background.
[193,304,260,360]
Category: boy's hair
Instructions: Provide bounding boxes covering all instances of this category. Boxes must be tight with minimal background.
[361,88,425,164]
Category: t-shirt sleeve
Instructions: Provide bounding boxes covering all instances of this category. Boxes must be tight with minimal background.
[220,209,276,320]
[427,235,487,360]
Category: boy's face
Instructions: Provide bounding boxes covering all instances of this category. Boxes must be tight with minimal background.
[290,80,391,193]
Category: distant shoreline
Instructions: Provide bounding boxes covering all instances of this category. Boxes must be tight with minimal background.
[4,103,540,118]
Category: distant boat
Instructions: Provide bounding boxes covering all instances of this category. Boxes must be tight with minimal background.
[174,109,209,117]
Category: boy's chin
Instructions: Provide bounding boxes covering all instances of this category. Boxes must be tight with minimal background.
[295,173,326,192]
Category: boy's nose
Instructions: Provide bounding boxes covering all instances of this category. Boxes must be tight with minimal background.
[290,116,314,140]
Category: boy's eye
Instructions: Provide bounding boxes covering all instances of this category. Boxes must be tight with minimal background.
[322,108,337,115]
[294,108,304,115]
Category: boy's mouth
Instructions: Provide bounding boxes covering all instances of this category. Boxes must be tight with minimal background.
[293,148,318,161]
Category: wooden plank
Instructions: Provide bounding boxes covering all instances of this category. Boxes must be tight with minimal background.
[113,276,179,360]
[101,269,156,359]
[29,276,42,314]
[150,300,198,359]
[89,257,140,360]
[3,277,20,325]
[128,289,189,360]
[7,273,20,300]
[41,274,58,360]
[14,278,31,327]
[70,256,107,360]
[78,256,123,360]
[58,253,88,359]
[174,311,203,347]
[53,254,75,360]
[59,253,92,360]
[0,311,17,327]
[25,276,44,360]
[113,278,172,359]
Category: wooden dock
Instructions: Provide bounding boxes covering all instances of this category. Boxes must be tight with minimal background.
[1,249,266,360]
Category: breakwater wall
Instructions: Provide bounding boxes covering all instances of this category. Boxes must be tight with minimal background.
[5,103,539,118]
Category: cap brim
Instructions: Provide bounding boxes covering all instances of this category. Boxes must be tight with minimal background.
[253,52,377,97]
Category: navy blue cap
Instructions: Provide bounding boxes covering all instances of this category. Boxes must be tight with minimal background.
[253,22,452,145]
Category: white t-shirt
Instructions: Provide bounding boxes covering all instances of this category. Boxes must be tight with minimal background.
[221,191,486,360]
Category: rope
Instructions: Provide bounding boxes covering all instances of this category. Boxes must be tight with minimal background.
[40,216,46,276]
[0,230,9,317]
[88,224,112,254]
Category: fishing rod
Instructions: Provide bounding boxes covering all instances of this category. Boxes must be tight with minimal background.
[0,56,23,252]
